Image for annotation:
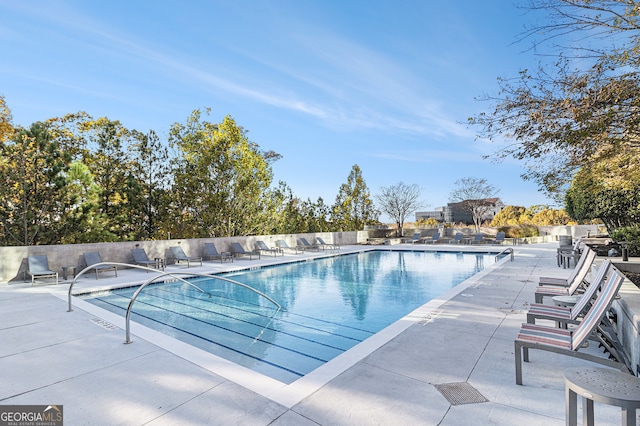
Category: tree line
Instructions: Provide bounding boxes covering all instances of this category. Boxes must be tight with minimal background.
[0,105,383,246]
[0,94,589,247]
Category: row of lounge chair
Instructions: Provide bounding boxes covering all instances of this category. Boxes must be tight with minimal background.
[405,232,505,245]
[514,246,631,385]
[25,237,340,284]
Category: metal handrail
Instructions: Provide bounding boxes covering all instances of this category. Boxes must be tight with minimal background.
[66,262,281,344]
[125,271,280,343]
[68,262,192,312]
[495,247,514,262]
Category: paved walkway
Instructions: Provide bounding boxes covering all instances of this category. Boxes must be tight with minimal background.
[0,243,631,425]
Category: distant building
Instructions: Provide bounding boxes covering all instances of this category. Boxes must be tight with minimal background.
[414,206,446,222]
[416,198,504,225]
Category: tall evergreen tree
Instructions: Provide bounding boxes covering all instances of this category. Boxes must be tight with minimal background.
[80,118,136,239]
[0,122,70,245]
[332,165,379,231]
[129,130,171,240]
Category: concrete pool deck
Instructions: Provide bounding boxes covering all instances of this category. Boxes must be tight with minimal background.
[0,243,631,425]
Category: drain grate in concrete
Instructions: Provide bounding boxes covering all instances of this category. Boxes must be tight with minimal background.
[434,382,488,405]
[90,318,118,331]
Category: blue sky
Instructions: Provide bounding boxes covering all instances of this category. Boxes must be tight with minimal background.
[1,1,554,217]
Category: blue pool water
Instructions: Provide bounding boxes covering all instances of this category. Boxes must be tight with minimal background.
[80,250,494,383]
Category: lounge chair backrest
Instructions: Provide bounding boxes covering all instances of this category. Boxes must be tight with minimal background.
[473,234,483,242]
[432,233,439,240]
[171,246,187,259]
[496,232,505,240]
[317,237,327,244]
[566,248,597,293]
[570,259,611,317]
[571,265,624,350]
[204,243,219,255]
[84,251,102,266]
[454,233,463,241]
[299,238,311,246]
[132,248,150,262]
[230,242,246,253]
[573,237,582,251]
[28,255,51,273]
[256,241,269,250]
[276,240,288,248]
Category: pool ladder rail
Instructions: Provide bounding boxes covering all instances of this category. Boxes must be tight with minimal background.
[495,247,514,262]
[67,262,281,344]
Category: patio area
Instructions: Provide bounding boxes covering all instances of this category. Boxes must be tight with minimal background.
[0,243,633,425]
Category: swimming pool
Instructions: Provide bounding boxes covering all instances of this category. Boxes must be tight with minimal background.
[79,249,495,383]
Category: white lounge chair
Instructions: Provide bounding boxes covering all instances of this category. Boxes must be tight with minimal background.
[534,248,596,303]
[526,259,611,327]
[515,265,628,385]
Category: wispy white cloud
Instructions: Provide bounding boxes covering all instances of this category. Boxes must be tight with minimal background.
[68,7,466,139]
[2,1,476,141]
[368,149,485,163]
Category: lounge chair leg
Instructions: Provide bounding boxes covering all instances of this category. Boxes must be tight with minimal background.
[515,340,524,385]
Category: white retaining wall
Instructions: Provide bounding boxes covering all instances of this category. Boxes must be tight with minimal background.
[0,231,365,283]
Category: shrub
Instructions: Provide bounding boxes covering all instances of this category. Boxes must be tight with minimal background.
[416,217,440,227]
[610,226,640,256]
[498,224,540,238]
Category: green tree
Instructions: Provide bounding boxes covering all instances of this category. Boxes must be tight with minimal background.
[169,109,277,237]
[56,161,117,243]
[566,149,640,232]
[332,165,379,231]
[0,122,71,245]
[470,0,640,201]
[129,130,171,240]
[376,182,424,237]
[301,197,332,232]
[45,112,92,161]
[261,182,305,234]
[79,117,136,239]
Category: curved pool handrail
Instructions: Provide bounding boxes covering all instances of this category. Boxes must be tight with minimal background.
[66,262,282,344]
[123,271,281,343]
[495,247,514,262]
[67,262,202,312]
